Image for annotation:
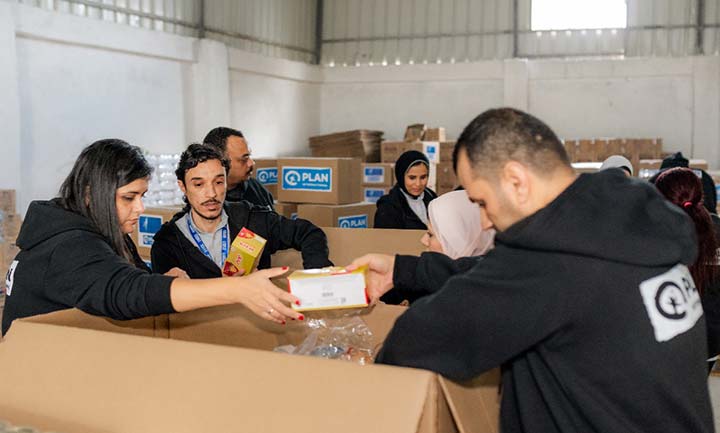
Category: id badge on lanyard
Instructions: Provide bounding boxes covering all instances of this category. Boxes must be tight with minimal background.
[187,217,229,265]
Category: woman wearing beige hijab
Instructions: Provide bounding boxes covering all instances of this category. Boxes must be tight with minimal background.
[422,190,495,259]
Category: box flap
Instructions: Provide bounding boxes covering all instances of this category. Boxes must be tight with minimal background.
[0,320,435,433]
[438,369,501,433]
[24,308,162,337]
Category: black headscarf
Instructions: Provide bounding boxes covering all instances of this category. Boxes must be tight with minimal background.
[395,150,430,198]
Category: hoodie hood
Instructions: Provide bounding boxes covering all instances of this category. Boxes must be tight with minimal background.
[16,199,102,250]
[496,169,697,267]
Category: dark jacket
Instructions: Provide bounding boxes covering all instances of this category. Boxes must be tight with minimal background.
[150,201,332,278]
[377,170,713,433]
[374,185,437,230]
[225,178,275,210]
[2,200,175,336]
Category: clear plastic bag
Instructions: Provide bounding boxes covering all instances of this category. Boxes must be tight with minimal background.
[274,310,375,365]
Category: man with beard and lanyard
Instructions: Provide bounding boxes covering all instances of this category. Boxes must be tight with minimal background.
[349,108,713,433]
[151,144,332,279]
[203,127,275,210]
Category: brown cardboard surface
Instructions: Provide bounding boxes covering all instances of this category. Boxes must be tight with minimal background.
[0,189,16,214]
[4,303,500,433]
[381,140,406,163]
[439,141,456,162]
[436,162,457,188]
[1,313,437,433]
[361,162,395,185]
[274,202,298,219]
[297,202,376,228]
[277,157,362,204]
[271,227,427,269]
[2,213,22,243]
[132,206,182,257]
[424,127,446,142]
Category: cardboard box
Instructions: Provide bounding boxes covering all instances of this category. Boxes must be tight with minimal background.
[272,227,427,270]
[223,228,266,276]
[297,203,376,229]
[252,158,278,197]
[361,163,395,186]
[277,158,362,205]
[404,123,426,141]
[404,141,455,164]
[435,162,457,189]
[0,304,501,433]
[309,130,383,163]
[289,266,369,311]
[439,141,456,162]
[132,206,182,258]
[0,189,16,214]
[424,127,446,142]
[381,141,405,163]
[274,202,298,220]
[1,213,23,243]
[363,186,391,203]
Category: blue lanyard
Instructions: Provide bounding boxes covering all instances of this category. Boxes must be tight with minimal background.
[186,216,229,266]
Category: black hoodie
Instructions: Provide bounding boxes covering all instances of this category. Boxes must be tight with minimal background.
[2,200,175,336]
[150,201,333,278]
[374,184,437,230]
[376,170,713,433]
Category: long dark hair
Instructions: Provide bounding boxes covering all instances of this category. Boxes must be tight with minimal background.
[656,167,719,294]
[59,139,152,260]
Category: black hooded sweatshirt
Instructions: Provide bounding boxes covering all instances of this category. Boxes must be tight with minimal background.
[374,185,437,230]
[2,200,175,336]
[225,177,275,210]
[150,201,333,278]
[376,170,713,433]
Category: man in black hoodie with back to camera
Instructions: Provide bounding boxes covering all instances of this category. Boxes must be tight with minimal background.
[350,108,713,433]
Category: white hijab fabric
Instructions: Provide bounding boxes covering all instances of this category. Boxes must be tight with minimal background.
[428,190,495,259]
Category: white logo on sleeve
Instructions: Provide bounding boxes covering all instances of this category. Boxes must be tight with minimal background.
[639,264,703,342]
[5,260,18,297]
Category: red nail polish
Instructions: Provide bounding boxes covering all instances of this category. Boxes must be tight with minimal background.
[282,266,289,271]
[281,320,286,325]
[298,315,304,321]
[295,300,301,306]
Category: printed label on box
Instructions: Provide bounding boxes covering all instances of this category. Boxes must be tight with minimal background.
[423,142,439,163]
[363,166,385,184]
[282,167,333,192]
[256,167,278,186]
[138,215,163,247]
[338,214,368,228]
[364,188,386,203]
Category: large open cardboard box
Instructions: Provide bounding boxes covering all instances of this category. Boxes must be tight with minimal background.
[0,227,499,432]
[0,304,500,433]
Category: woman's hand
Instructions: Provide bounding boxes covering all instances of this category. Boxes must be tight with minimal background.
[233,267,302,324]
[346,254,395,303]
[164,267,189,279]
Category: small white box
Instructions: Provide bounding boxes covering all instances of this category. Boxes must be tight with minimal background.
[288,267,369,312]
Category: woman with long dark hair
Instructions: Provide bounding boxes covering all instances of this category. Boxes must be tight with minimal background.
[2,139,301,336]
[655,167,720,369]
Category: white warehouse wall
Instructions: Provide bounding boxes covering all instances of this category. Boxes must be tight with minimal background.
[319,57,720,168]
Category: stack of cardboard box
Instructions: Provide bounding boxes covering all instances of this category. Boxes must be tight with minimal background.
[381,138,457,195]
[277,157,376,228]
[0,189,21,320]
[563,138,664,175]
[131,205,182,267]
[361,162,395,203]
[309,130,383,162]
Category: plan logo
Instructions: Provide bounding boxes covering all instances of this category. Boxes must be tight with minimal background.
[256,167,278,186]
[138,215,163,247]
[363,166,385,184]
[338,214,368,228]
[364,188,385,203]
[5,260,18,297]
[639,264,703,342]
[282,167,332,192]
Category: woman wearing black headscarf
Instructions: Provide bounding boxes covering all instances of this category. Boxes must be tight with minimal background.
[374,150,437,229]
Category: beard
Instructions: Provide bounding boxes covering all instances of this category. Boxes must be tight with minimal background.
[191,199,223,222]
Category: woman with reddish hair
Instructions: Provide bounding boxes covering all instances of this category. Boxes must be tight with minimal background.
[655,167,720,371]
